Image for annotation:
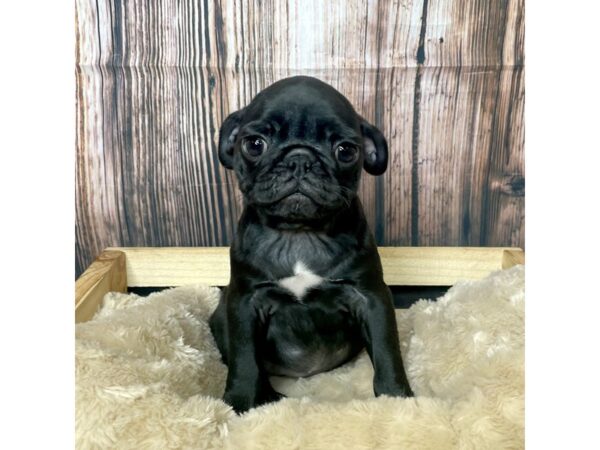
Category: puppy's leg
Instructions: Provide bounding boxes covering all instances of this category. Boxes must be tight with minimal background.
[351,284,414,397]
[209,293,229,365]
[221,289,282,413]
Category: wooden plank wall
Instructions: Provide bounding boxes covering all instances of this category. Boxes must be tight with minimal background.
[75,0,525,277]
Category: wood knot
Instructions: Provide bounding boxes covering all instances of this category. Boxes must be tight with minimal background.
[498,174,525,197]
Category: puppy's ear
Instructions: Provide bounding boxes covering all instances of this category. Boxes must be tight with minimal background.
[360,119,388,176]
[218,108,245,169]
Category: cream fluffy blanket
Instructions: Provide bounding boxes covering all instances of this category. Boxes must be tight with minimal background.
[76,265,524,449]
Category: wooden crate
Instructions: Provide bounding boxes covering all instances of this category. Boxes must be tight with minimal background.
[75,247,524,323]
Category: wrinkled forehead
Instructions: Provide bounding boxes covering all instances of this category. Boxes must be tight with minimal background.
[241,87,362,145]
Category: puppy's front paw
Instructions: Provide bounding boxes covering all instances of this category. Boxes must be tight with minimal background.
[256,385,285,406]
[374,380,414,398]
[222,390,255,414]
[223,383,284,414]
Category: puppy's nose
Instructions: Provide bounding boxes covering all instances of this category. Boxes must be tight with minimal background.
[285,148,315,179]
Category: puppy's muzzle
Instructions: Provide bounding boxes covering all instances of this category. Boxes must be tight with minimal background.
[285,148,316,180]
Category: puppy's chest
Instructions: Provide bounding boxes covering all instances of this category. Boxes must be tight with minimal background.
[276,261,326,299]
[251,232,347,299]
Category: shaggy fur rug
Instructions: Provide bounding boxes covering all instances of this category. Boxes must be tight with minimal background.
[76,265,524,450]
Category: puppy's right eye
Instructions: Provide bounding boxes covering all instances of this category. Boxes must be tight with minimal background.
[335,144,359,164]
[242,137,267,159]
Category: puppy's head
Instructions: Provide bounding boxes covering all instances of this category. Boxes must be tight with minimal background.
[218,76,388,223]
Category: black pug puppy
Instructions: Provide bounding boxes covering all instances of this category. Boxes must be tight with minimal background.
[209,76,413,413]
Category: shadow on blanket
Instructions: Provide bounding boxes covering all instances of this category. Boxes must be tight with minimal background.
[76,265,524,449]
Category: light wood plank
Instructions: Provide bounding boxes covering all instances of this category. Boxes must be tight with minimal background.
[502,248,525,269]
[108,247,231,287]
[378,247,522,285]
[108,246,523,288]
[75,250,127,323]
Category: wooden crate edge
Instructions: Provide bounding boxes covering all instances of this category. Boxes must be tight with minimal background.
[75,250,127,323]
[102,246,524,287]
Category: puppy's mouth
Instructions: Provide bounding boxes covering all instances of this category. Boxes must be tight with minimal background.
[281,189,319,204]
[251,183,318,207]
[249,183,332,222]
[262,188,318,211]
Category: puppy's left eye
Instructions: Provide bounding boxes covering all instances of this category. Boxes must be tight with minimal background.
[242,137,267,159]
[335,145,359,164]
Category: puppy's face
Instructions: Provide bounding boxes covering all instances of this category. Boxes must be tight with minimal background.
[218,76,388,223]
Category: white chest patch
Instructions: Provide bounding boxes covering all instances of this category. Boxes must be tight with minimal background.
[277,262,324,300]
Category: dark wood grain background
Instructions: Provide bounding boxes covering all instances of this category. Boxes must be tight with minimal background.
[75,0,524,277]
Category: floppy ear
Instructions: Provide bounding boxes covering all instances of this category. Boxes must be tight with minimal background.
[360,119,388,176]
[218,108,245,169]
